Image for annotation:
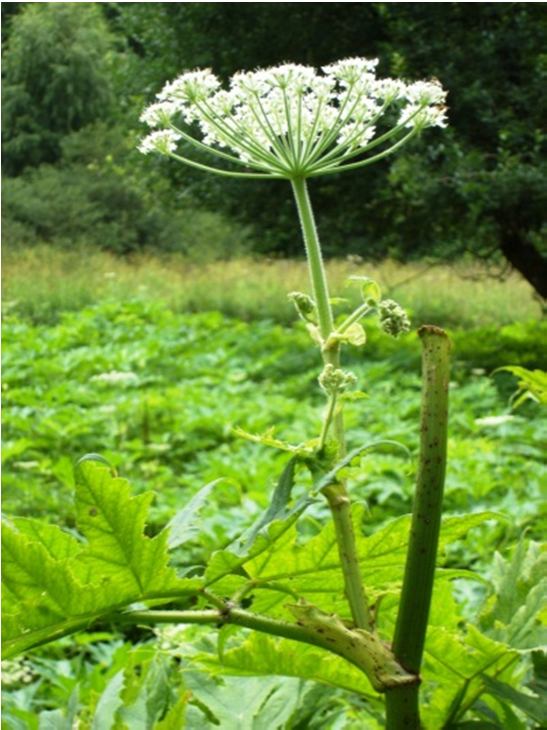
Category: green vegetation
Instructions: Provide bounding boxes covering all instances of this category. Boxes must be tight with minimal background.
[2,297,545,727]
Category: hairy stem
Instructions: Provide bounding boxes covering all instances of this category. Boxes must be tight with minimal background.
[291,176,370,630]
[385,325,451,729]
[337,302,372,335]
[291,177,334,340]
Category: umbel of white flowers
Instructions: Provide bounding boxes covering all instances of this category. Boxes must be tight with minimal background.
[138,59,447,179]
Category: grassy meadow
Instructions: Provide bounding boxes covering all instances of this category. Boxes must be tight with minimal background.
[3,245,542,327]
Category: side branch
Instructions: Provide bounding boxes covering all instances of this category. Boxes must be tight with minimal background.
[122,606,332,652]
[122,602,416,693]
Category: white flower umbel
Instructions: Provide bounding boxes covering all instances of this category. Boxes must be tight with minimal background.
[138,59,447,180]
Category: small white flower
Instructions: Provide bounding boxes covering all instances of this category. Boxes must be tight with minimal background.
[138,130,181,155]
[400,103,447,129]
[323,57,379,86]
[139,101,179,128]
[406,79,446,106]
[157,69,220,103]
[475,415,516,427]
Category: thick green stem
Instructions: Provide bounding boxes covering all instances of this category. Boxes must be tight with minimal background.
[322,483,371,629]
[385,325,451,729]
[291,176,370,630]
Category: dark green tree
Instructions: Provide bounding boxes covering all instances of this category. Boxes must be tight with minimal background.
[2,3,115,175]
[382,3,547,297]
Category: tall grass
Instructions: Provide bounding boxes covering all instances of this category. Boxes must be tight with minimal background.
[3,245,541,327]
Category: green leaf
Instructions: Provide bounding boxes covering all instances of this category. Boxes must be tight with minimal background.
[155,691,190,730]
[221,508,499,621]
[167,479,224,549]
[232,426,316,455]
[38,711,69,730]
[74,461,181,596]
[495,366,547,406]
[38,687,79,730]
[481,674,547,725]
[332,322,367,347]
[205,458,318,585]
[194,631,377,698]
[8,516,83,560]
[92,671,125,730]
[205,444,410,592]
[422,624,520,728]
[236,457,302,552]
[183,671,303,730]
[479,540,547,649]
[115,651,173,730]
[339,390,368,402]
[348,276,382,304]
[2,462,201,658]
[204,505,302,586]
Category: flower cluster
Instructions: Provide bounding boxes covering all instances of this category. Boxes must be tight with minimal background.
[139,59,447,179]
[378,299,411,338]
[318,363,358,395]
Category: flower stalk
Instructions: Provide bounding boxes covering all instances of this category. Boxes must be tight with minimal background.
[291,175,371,631]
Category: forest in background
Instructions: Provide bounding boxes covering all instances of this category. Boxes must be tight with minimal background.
[2,2,546,296]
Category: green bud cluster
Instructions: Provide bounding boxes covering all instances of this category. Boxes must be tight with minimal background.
[378,299,411,338]
[318,364,357,395]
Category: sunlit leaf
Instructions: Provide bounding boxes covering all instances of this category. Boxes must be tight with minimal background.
[2,462,201,658]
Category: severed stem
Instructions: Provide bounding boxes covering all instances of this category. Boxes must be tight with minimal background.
[385,325,451,729]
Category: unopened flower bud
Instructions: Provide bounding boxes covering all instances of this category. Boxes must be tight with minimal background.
[378,299,411,338]
[288,291,316,320]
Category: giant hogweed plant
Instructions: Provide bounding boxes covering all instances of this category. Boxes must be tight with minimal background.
[3,61,544,728]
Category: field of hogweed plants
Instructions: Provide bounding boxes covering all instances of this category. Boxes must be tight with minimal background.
[2,294,545,728]
[3,56,546,729]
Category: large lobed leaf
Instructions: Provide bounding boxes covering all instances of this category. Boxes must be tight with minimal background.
[2,462,201,658]
[208,506,500,621]
[194,631,380,701]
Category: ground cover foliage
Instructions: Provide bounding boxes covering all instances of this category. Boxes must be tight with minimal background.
[2,298,545,728]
